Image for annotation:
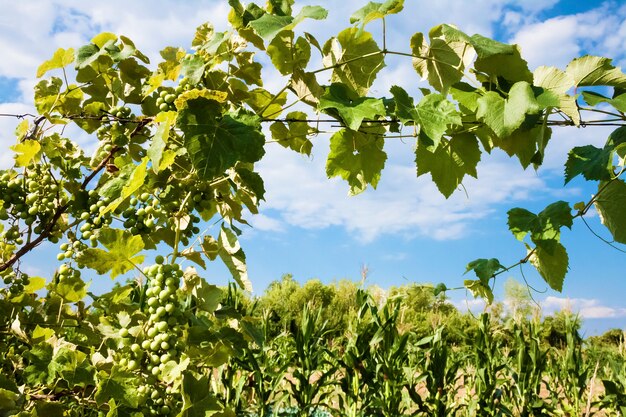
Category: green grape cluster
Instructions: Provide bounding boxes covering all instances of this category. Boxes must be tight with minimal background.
[187,183,215,213]
[155,184,209,244]
[92,105,135,165]
[122,193,165,236]
[109,105,133,120]
[76,190,113,245]
[1,269,30,298]
[92,127,115,166]
[116,258,185,415]
[155,78,192,112]
[56,240,87,262]
[0,168,66,244]
[56,263,81,283]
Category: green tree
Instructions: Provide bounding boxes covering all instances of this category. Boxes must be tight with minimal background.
[504,277,536,322]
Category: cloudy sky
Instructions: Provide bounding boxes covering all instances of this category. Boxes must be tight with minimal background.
[1,0,625,335]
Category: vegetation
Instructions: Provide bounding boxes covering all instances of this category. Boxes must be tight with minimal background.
[214,279,626,417]
[1,0,625,415]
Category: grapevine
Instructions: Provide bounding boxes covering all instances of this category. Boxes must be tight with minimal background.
[0,0,625,415]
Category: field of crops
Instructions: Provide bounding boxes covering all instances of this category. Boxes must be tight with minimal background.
[202,282,626,417]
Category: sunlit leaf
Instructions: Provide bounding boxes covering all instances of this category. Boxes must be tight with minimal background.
[594,179,626,244]
[326,126,387,195]
[76,228,145,279]
[37,48,75,77]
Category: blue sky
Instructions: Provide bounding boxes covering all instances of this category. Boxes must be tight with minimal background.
[1,0,625,335]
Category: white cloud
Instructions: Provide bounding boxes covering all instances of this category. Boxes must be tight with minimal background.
[510,2,626,69]
[451,297,487,313]
[257,139,549,242]
[0,0,230,94]
[248,213,286,233]
[542,296,626,319]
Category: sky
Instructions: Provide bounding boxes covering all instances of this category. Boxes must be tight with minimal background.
[0,0,625,335]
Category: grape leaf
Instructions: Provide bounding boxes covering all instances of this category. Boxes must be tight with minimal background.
[350,0,404,28]
[218,226,252,292]
[37,47,75,77]
[32,325,55,342]
[415,93,462,147]
[477,81,540,138]
[246,87,288,118]
[148,111,176,172]
[389,85,416,125]
[470,34,532,83]
[465,258,504,284]
[416,133,481,197]
[508,208,540,242]
[582,91,626,113]
[319,83,386,130]
[326,127,387,195]
[181,54,206,85]
[181,249,207,269]
[270,111,315,155]
[75,43,107,70]
[232,51,264,86]
[202,236,219,261]
[533,65,580,126]
[464,279,494,304]
[566,55,626,88]
[101,157,149,215]
[594,179,626,244]
[323,27,384,95]
[161,357,190,385]
[157,46,185,81]
[24,344,53,385]
[11,140,41,167]
[508,201,573,244]
[267,30,310,75]
[496,125,552,169]
[529,243,568,292]
[34,77,62,114]
[76,228,145,279]
[53,274,89,303]
[177,98,265,180]
[449,82,480,112]
[193,279,223,314]
[267,0,294,16]
[564,145,613,184]
[98,163,135,200]
[249,5,328,41]
[0,390,20,413]
[174,88,228,110]
[533,66,575,94]
[49,347,94,388]
[290,69,324,106]
[94,366,141,407]
[180,372,222,417]
[411,25,474,93]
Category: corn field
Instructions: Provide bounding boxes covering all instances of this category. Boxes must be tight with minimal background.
[212,285,626,417]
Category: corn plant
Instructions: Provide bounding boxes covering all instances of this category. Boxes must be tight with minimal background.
[334,290,378,417]
[285,303,336,417]
[505,319,554,416]
[235,311,292,417]
[366,297,413,417]
[546,314,590,415]
[407,327,463,417]
[594,360,626,416]
[463,313,511,416]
